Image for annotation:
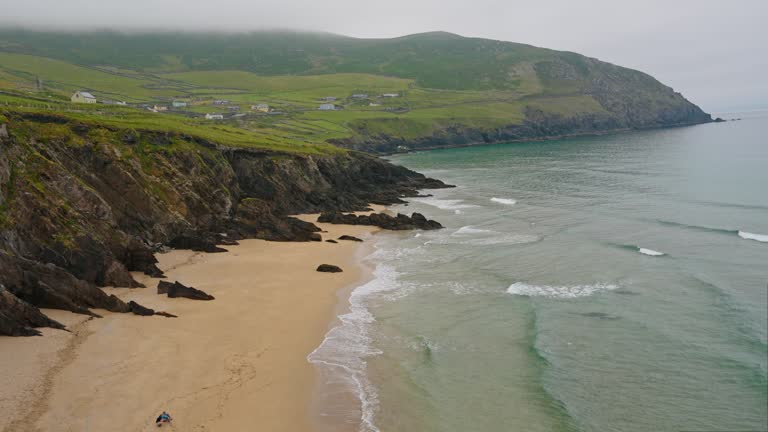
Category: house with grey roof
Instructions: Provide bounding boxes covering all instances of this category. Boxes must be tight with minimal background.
[71,91,96,104]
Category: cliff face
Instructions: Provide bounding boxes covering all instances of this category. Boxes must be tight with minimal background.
[0,112,448,335]
[331,54,712,153]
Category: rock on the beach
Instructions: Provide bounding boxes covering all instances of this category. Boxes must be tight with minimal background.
[128,300,155,316]
[0,285,65,336]
[169,235,228,253]
[157,280,215,300]
[325,239,338,244]
[338,235,363,242]
[318,211,442,230]
[316,264,343,273]
[309,233,323,242]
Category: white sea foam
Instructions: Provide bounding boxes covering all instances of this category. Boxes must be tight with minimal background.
[307,263,401,432]
[638,247,665,256]
[430,232,539,246]
[452,226,494,236]
[413,197,478,211]
[738,230,768,242]
[447,281,476,295]
[506,282,619,298]
[490,197,517,205]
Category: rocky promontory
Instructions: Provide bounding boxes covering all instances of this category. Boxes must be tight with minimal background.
[0,112,449,335]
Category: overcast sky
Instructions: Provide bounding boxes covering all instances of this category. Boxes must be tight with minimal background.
[1,0,765,112]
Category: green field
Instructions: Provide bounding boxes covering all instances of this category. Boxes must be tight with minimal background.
[0,30,706,152]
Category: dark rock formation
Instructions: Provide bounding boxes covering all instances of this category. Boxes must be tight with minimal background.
[0,252,162,335]
[1,285,65,336]
[309,233,323,242]
[0,112,446,335]
[316,264,343,273]
[155,311,178,318]
[127,300,177,318]
[128,300,155,316]
[338,235,363,242]
[325,239,338,244]
[169,235,228,253]
[319,212,442,230]
[157,280,215,300]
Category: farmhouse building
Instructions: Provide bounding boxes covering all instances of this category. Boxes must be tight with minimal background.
[252,103,270,112]
[172,100,188,108]
[71,91,96,104]
[205,113,224,120]
[318,103,336,111]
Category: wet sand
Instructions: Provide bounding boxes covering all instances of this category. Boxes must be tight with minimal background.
[0,213,379,432]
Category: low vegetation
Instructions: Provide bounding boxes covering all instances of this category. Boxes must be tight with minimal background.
[0,30,710,153]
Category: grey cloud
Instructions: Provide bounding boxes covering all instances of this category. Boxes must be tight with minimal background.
[0,0,765,111]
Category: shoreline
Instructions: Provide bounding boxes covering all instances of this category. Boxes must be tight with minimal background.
[0,211,384,432]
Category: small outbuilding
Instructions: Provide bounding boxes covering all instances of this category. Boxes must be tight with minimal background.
[205,113,224,120]
[252,103,270,112]
[172,100,188,108]
[318,103,336,111]
[71,91,96,104]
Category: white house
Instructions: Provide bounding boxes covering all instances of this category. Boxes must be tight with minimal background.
[252,103,270,112]
[71,91,96,104]
[153,105,168,112]
[381,93,400,98]
[172,100,188,108]
[318,103,336,111]
[205,113,224,120]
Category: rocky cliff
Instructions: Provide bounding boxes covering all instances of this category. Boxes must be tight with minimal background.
[0,111,448,335]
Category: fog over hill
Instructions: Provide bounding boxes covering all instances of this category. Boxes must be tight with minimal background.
[0,0,765,111]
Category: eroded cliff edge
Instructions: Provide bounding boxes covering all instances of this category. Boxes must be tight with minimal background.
[0,111,448,335]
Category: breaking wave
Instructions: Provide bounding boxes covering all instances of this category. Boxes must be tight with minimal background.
[412,197,479,211]
[506,282,619,299]
[738,231,768,243]
[490,197,517,205]
[638,248,665,256]
[308,264,401,432]
[452,226,494,236]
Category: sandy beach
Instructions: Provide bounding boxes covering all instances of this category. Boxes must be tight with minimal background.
[0,213,380,432]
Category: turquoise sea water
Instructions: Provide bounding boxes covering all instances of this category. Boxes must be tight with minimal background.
[312,113,768,432]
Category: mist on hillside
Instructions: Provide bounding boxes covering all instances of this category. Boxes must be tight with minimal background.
[0,0,765,111]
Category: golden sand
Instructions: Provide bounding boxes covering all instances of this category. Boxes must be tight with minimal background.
[0,213,380,432]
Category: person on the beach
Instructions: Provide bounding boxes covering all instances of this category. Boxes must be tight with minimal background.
[155,411,172,427]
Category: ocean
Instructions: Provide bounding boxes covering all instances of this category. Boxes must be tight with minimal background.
[311,112,768,432]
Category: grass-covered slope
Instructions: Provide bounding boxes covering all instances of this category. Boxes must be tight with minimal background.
[0,29,712,152]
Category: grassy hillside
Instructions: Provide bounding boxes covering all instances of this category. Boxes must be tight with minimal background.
[0,29,711,152]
